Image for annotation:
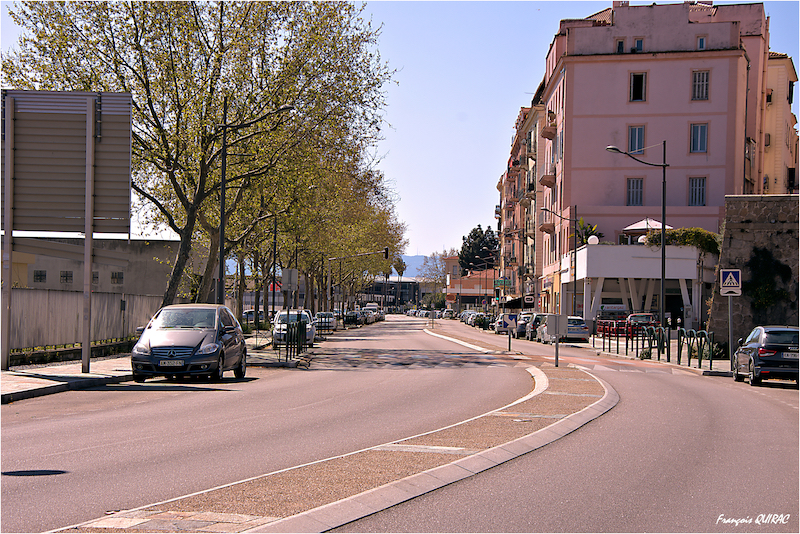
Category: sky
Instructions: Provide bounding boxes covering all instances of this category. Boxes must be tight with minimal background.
[2,1,799,258]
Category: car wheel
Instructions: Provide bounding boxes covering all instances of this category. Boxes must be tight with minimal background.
[210,355,224,382]
[234,351,247,379]
[133,373,146,383]
[748,360,761,386]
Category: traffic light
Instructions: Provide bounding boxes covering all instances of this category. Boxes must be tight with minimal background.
[384,247,389,259]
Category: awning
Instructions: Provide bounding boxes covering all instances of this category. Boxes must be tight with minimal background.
[622,218,673,234]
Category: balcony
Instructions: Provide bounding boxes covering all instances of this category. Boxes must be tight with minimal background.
[540,121,557,140]
[524,182,536,200]
[538,219,555,234]
[539,166,556,188]
[504,256,518,266]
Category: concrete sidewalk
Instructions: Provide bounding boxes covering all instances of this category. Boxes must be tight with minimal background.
[0,333,280,404]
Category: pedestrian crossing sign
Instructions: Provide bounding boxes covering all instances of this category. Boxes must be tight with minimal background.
[720,269,742,296]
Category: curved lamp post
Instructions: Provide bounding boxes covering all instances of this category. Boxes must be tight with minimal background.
[606,141,669,327]
[540,207,579,316]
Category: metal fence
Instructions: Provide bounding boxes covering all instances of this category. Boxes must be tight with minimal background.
[8,288,164,350]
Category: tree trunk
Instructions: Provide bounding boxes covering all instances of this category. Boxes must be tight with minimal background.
[197,231,220,303]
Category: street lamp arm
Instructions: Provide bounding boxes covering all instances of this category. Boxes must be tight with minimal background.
[605,145,668,168]
[540,206,578,223]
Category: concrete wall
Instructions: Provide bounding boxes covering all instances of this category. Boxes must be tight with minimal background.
[708,195,799,344]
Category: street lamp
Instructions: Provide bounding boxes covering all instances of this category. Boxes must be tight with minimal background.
[540,206,579,316]
[218,99,294,305]
[606,141,669,327]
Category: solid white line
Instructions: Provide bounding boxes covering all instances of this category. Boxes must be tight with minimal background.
[423,328,492,353]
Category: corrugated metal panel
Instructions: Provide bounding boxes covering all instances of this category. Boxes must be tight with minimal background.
[2,91,132,234]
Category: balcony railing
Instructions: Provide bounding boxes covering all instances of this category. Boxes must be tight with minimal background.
[540,121,557,140]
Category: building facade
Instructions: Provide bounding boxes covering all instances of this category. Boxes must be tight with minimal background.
[506,1,797,324]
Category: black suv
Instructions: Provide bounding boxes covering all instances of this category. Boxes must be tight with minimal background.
[733,326,798,386]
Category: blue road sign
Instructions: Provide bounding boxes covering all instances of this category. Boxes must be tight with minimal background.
[720,269,742,296]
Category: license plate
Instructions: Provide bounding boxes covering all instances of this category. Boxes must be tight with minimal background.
[159,360,184,367]
[783,352,799,359]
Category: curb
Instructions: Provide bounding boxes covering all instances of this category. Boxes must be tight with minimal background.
[1,374,133,404]
[248,370,618,533]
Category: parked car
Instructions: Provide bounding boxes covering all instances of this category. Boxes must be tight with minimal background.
[625,313,658,335]
[512,313,532,338]
[442,309,456,319]
[242,309,265,323]
[525,314,544,341]
[315,311,337,332]
[131,304,246,382]
[733,325,799,386]
[272,310,316,347]
[566,316,591,342]
[344,310,363,325]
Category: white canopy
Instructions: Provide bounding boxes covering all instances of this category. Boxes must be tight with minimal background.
[622,218,673,233]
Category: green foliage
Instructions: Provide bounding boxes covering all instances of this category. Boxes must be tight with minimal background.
[639,347,652,360]
[421,291,446,310]
[2,1,400,306]
[645,227,720,255]
[572,217,605,245]
[459,225,499,275]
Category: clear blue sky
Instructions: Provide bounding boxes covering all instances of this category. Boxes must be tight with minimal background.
[3,1,799,257]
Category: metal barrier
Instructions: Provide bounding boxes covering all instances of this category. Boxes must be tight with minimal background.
[643,326,670,362]
[273,321,308,362]
[677,329,715,369]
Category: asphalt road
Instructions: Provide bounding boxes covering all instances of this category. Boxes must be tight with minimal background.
[336,341,799,533]
[1,317,531,533]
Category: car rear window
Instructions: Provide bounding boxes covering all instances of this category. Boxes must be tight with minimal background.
[765,331,799,345]
[568,318,586,326]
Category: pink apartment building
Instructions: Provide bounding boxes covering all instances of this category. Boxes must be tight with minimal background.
[496,1,797,322]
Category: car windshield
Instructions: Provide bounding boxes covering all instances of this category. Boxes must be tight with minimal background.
[153,309,216,329]
[317,313,333,318]
[764,331,799,345]
[568,318,586,326]
[629,315,653,323]
[276,312,307,324]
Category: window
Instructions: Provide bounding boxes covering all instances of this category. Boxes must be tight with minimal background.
[691,123,708,153]
[630,73,646,102]
[689,177,706,206]
[634,38,644,52]
[111,271,124,284]
[628,126,645,154]
[692,71,709,100]
[60,271,73,284]
[92,271,99,284]
[616,39,625,54]
[33,270,46,283]
[627,178,643,206]
[697,36,706,50]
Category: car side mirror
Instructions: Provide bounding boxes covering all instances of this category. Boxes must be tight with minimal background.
[135,326,146,336]
[737,338,744,346]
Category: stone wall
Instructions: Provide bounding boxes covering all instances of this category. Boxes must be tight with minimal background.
[707,195,799,347]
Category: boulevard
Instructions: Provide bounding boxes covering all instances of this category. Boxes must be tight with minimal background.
[1,314,798,533]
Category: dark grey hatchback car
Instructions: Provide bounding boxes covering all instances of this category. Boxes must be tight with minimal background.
[733,326,798,386]
[131,304,246,382]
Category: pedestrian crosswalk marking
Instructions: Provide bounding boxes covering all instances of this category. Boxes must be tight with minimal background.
[722,272,739,287]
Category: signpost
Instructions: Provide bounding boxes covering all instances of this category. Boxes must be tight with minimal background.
[720,269,742,365]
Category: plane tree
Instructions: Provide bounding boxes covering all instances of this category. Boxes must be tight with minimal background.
[2,1,394,306]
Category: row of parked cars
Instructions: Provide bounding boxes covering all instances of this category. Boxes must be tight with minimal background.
[456,310,591,343]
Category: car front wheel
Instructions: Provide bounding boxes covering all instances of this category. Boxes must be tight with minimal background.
[210,355,224,382]
[234,351,246,379]
[733,359,744,382]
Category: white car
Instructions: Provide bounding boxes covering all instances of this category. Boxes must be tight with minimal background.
[315,311,337,331]
[272,310,316,347]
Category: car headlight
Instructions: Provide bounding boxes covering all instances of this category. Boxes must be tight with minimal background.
[197,342,222,355]
[132,343,150,356]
